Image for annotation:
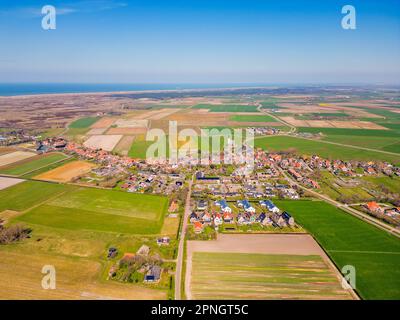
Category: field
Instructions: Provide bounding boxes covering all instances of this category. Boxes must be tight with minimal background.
[274,200,400,299]
[128,138,154,159]
[0,151,36,167]
[113,135,135,155]
[34,160,96,182]
[229,114,278,123]
[279,117,386,130]
[0,177,24,190]
[84,135,122,151]
[0,153,68,176]
[192,104,259,112]
[255,136,400,163]
[69,117,100,128]
[190,252,353,300]
[0,180,69,212]
[16,187,168,234]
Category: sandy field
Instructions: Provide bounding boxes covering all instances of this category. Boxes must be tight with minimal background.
[130,108,182,120]
[114,119,149,128]
[34,160,96,183]
[90,118,115,129]
[280,116,387,129]
[0,176,25,190]
[106,127,147,135]
[113,135,135,155]
[87,128,107,135]
[0,151,36,167]
[84,135,122,151]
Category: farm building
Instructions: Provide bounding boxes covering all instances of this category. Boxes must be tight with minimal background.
[144,265,162,283]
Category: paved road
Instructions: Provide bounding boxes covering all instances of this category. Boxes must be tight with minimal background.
[174,176,193,300]
[277,165,400,238]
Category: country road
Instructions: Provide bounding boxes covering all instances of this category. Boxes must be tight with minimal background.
[276,165,400,238]
[174,176,193,300]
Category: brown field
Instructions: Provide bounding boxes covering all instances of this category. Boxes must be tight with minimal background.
[34,160,96,182]
[0,176,25,190]
[0,151,37,167]
[114,119,149,128]
[84,135,122,151]
[186,234,355,300]
[0,249,166,300]
[87,128,107,135]
[279,116,387,129]
[0,147,15,155]
[113,135,135,155]
[106,127,147,135]
[90,118,115,129]
[160,217,180,238]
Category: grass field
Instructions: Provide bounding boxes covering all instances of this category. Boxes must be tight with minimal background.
[191,252,352,300]
[361,176,400,194]
[0,180,69,212]
[0,153,68,176]
[69,117,100,128]
[229,115,278,122]
[192,104,259,112]
[297,127,400,137]
[322,135,400,151]
[255,136,400,163]
[274,200,400,299]
[128,139,154,159]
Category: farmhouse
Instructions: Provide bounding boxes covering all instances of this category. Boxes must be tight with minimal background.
[144,265,162,283]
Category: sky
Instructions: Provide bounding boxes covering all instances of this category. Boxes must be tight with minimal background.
[0,0,399,84]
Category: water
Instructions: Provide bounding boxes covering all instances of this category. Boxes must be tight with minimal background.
[0,83,267,96]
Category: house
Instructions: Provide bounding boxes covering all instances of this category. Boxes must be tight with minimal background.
[216,200,232,213]
[271,213,286,227]
[197,200,208,211]
[144,265,162,283]
[168,200,179,213]
[157,237,170,246]
[201,211,212,223]
[194,221,203,233]
[223,212,234,223]
[256,212,266,223]
[190,212,199,223]
[262,200,280,213]
[282,211,295,226]
[214,213,223,226]
[365,201,384,213]
[238,200,256,213]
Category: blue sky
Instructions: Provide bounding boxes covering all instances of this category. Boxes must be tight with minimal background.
[0,0,399,84]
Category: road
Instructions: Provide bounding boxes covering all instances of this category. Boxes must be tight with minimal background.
[174,176,193,300]
[276,165,400,238]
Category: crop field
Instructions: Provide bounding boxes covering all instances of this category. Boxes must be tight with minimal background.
[297,127,400,137]
[84,135,122,151]
[274,200,400,299]
[229,114,278,122]
[322,135,400,151]
[190,252,353,300]
[128,139,154,159]
[69,117,100,129]
[192,104,259,112]
[16,187,168,234]
[0,177,24,190]
[34,160,96,182]
[255,136,400,163]
[0,153,68,176]
[0,151,36,167]
[0,246,166,300]
[0,180,69,212]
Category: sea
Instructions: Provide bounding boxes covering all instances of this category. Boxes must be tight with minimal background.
[0,83,268,96]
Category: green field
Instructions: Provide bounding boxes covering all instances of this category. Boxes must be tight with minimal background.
[191,252,352,300]
[322,135,400,151]
[361,176,400,194]
[192,104,259,112]
[128,140,154,159]
[16,187,168,234]
[69,117,100,128]
[0,153,68,176]
[274,200,400,299]
[229,115,278,123]
[297,127,400,137]
[0,180,69,212]
[255,136,400,163]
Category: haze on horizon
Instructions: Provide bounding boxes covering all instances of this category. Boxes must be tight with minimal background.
[0,0,399,84]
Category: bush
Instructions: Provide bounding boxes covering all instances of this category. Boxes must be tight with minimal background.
[0,224,31,244]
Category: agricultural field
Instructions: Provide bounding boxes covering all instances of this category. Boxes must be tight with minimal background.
[0,153,69,176]
[69,117,100,129]
[0,176,24,190]
[34,160,96,183]
[274,200,400,300]
[192,104,259,113]
[255,136,400,163]
[0,151,36,167]
[229,115,279,123]
[190,252,353,300]
[15,186,168,234]
[84,135,122,151]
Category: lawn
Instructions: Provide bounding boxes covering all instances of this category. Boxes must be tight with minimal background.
[255,136,400,163]
[229,115,278,123]
[192,104,259,112]
[16,187,168,234]
[274,200,400,299]
[190,252,352,300]
[0,180,69,212]
[69,117,100,128]
[0,153,68,176]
